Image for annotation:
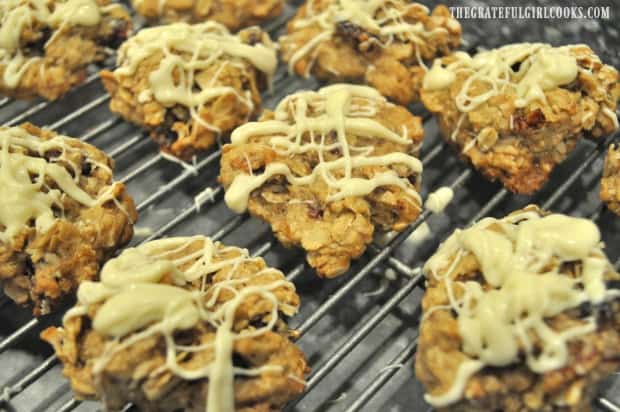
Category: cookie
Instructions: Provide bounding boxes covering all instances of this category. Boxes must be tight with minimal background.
[416,205,620,411]
[42,236,308,411]
[601,144,620,216]
[279,0,461,105]
[421,43,620,194]
[131,0,284,31]
[101,22,277,160]
[0,123,136,315]
[219,84,424,277]
[0,0,132,100]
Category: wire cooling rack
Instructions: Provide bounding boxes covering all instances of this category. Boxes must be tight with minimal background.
[0,1,619,411]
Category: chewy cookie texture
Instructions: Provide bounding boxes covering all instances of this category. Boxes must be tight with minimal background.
[421,43,620,194]
[601,144,620,216]
[279,0,461,105]
[416,206,620,412]
[0,0,132,100]
[219,84,424,277]
[131,0,284,31]
[43,236,308,412]
[101,21,277,160]
[0,123,136,315]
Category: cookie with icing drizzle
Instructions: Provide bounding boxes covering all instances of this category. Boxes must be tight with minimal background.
[42,236,308,411]
[421,43,620,194]
[0,123,137,315]
[601,144,620,216]
[0,0,132,100]
[279,0,461,105]
[101,21,277,160]
[416,205,620,411]
[219,84,424,277]
[131,0,284,31]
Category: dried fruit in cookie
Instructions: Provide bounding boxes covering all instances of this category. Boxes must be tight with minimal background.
[42,236,308,411]
[0,0,132,100]
[219,84,424,277]
[421,43,620,194]
[416,205,620,411]
[279,0,461,105]
[101,22,277,160]
[0,123,137,315]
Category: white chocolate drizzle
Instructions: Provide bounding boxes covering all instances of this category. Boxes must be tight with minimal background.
[405,221,431,246]
[224,84,422,213]
[67,236,300,412]
[0,0,103,87]
[424,43,580,111]
[425,186,453,214]
[421,208,616,407]
[0,126,126,243]
[113,21,277,135]
[282,0,453,76]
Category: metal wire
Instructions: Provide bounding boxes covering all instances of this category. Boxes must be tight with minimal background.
[0,15,150,129]
[0,7,313,412]
[136,150,222,212]
[599,398,620,412]
[296,169,473,337]
[0,318,38,354]
[0,102,448,411]
[107,133,144,159]
[45,94,110,130]
[0,119,143,358]
[300,272,424,395]
[344,339,418,412]
[41,213,248,412]
[542,138,618,211]
[120,153,163,183]
[338,164,620,412]
[0,131,147,359]
[0,355,58,402]
[3,71,103,127]
[1,93,618,412]
[80,117,122,142]
[55,398,80,412]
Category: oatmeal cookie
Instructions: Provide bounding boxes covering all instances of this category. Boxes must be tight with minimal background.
[42,236,308,411]
[101,22,277,160]
[601,144,620,216]
[219,84,424,277]
[0,0,132,101]
[416,205,620,411]
[279,0,461,105]
[131,0,284,31]
[421,43,620,194]
[0,123,136,315]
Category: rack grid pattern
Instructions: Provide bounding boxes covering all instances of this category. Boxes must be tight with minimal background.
[0,1,619,411]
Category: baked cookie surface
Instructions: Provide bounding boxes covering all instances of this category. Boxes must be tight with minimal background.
[101,21,277,160]
[416,205,620,411]
[0,0,132,100]
[42,236,308,412]
[421,43,620,194]
[219,84,424,277]
[131,0,284,31]
[0,123,136,315]
[279,0,461,105]
[601,144,620,216]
